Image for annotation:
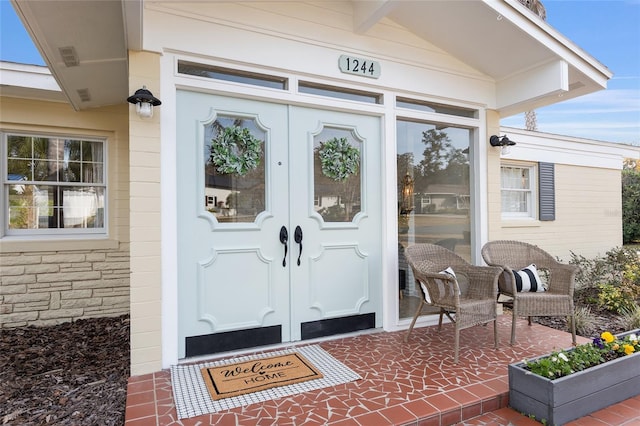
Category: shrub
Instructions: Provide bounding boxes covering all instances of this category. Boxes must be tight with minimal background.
[570,306,596,336]
[621,304,640,330]
[622,168,640,244]
[597,282,637,314]
[570,247,640,301]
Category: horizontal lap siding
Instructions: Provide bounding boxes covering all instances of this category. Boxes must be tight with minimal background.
[492,164,622,260]
[145,1,491,102]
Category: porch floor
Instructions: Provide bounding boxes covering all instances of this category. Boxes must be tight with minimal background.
[124,315,640,425]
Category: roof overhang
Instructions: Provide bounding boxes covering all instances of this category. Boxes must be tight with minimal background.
[356,0,611,116]
[0,61,65,102]
[10,0,130,111]
[10,0,611,115]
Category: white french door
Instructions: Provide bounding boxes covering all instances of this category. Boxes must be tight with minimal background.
[176,91,382,358]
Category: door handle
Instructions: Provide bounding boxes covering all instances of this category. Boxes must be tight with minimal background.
[279,226,288,267]
[294,226,303,266]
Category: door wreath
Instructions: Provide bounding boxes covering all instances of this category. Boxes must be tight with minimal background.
[210,126,262,176]
[318,137,360,182]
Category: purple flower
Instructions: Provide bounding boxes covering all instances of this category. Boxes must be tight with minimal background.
[593,337,604,349]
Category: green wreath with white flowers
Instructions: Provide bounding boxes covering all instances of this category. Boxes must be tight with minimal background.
[318,137,360,182]
[210,126,262,176]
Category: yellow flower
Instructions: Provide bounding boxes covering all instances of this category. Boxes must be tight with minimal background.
[601,332,615,343]
[624,344,635,355]
[613,343,620,350]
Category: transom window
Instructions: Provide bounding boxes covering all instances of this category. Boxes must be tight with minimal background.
[501,164,536,218]
[3,133,106,235]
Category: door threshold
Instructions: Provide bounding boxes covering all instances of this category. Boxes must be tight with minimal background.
[178,327,384,365]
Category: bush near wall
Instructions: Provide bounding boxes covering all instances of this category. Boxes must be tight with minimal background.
[0,244,130,328]
[623,167,640,244]
[570,247,640,330]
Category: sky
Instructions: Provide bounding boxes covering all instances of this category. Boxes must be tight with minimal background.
[0,0,639,145]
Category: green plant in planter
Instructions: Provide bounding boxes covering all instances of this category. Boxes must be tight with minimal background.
[524,331,639,379]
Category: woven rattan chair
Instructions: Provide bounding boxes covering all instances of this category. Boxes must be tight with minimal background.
[481,240,579,346]
[403,243,502,363]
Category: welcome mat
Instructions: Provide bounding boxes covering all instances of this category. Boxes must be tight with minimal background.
[171,345,361,419]
[201,352,323,400]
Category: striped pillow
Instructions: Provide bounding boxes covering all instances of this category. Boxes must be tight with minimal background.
[515,264,545,292]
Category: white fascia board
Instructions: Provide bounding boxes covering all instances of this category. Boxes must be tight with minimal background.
[497,60,568,111]
[500,127,640,169]
[123,0,143,52]
[0,61,60,92]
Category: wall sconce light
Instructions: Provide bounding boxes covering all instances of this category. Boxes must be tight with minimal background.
[127,86,161,118]
[400,173,414,215]
[489,134,516,155]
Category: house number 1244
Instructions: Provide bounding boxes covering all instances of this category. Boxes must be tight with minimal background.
[338,55,381,79]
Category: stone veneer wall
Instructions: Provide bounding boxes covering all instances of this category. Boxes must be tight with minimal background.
[0,243,130,327]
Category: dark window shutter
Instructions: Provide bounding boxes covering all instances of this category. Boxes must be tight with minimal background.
[538,162,555,221]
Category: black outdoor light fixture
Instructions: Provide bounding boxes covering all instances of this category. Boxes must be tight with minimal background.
[127,86,162,119]
[489,134,516,155]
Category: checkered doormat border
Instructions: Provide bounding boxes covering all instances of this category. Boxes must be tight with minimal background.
[171,345,361,419]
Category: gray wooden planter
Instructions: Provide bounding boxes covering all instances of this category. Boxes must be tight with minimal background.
[509,329,640,425]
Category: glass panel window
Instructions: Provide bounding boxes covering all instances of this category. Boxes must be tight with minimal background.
[313,127,362,222]
[4,134,106,234]
[501,164,536,218]
[299,82,382,104]
[204,116,266,223]
[178,61,288,90]
[396,120,472,319]
[396,97,478,118]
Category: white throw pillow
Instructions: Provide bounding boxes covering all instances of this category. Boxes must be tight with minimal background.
[419,267,457,303]
[514,264,545,292]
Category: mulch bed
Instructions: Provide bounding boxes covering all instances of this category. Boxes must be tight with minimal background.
[0,315,129,426]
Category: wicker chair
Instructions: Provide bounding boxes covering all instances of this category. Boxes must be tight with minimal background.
[403,243,502,363]
[481,240,579,346]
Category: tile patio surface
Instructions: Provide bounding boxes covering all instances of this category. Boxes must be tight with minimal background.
[125,315,640,425]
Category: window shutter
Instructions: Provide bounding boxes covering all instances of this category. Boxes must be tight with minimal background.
[538,162,555,221]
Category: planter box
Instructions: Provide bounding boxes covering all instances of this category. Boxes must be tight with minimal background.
[509,329,640,425]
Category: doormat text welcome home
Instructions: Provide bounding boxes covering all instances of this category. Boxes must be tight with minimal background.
[201,352,323,400]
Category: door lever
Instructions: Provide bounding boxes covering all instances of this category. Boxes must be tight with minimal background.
[279,226,288,267]
[294,226,303,266]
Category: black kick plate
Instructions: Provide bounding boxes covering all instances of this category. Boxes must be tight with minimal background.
[301,313,375,340]
[185,325,282,357]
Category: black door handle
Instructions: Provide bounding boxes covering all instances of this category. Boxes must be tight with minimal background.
[294,226,303,266]
[279,226,288,267]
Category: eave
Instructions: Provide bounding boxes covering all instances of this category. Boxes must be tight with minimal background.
[10,0,611,116]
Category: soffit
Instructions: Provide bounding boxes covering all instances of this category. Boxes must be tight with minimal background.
[10,0,128,111]
[374,0,612,115]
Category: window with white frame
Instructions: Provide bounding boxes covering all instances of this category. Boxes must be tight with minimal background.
[3,133,106,235]
[501,164,536,218]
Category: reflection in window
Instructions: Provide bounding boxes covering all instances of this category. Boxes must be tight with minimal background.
[5,134,105,233]
[313,128,362,222]
[397,121,472,319]
[204,116,266,223]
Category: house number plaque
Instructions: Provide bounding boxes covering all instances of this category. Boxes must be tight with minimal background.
[338,55,381,79]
